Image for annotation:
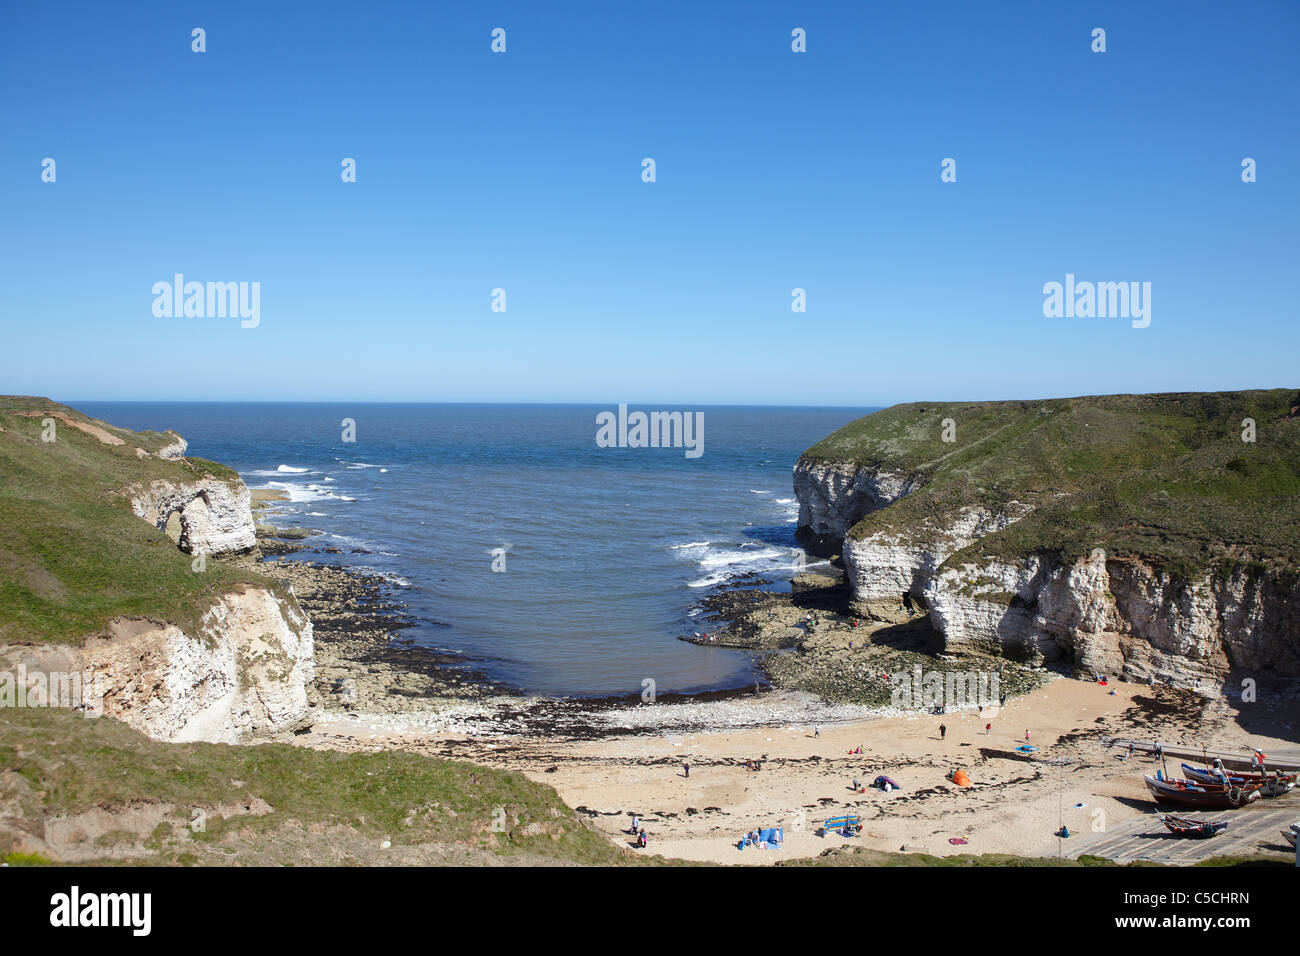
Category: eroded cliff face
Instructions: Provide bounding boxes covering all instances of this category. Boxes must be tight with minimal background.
[843,503,1032,617]
[926,550,1299,689]
[1,585,314,743]
[0,420,317,742]
[793,457,922,554]
[794,457,1298,690]
[127,476,257,555]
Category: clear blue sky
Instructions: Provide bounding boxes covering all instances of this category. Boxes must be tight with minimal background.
[1,0,1296,405]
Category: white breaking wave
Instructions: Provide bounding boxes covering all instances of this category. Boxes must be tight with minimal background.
[266,481,355,503]
[248,465,313,477]
[686,543,806,588]
[698,546,787,569]
[775,497,795,504]
[669,540,711,550]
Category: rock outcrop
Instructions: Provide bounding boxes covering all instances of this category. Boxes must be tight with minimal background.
[793,457,922,554]
[127,476,257,555]
[0,584,314,743]
[156,432,187,459]
[843,503,1032,615]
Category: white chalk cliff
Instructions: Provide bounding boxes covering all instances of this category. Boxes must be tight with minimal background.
[795,456,1299,691]
[8,436,316,742]
[127,476,257,555]
[3,586,314,743]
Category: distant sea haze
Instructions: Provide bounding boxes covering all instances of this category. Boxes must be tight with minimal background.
[77,403,878,697]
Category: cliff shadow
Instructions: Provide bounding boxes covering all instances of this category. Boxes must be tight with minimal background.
[1214,672,1300,747]
[867,617,943,652]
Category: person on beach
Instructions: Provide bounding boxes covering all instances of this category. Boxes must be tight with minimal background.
[683,761,690,778]
[985,723,992,735]
[940,724,947,740]
[814,726,820,739]
[632,816,640,835]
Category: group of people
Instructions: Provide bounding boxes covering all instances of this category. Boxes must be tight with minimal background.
[629,816,649,849]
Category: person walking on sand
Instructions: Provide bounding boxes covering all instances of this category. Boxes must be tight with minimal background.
[814,726,820,739]
[683,760,690,779]
[940,723,947,740]
[985,722,992,735]
[1025,730,1030,742]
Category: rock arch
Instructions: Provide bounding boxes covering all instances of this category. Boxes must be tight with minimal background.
[128,478,256,555]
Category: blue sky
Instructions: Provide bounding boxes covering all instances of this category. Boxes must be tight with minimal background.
[1,0,1296,405]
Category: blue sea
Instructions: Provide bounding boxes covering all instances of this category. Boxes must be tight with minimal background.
[76,403,877,697]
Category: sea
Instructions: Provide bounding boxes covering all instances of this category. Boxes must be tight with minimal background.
[76,403,877,698]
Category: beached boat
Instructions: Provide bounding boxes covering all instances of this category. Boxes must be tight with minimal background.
[1282,828,1296,848]
[1143,775,1260,810]
[1159,814,1228,839]
[1180,763,1297,796]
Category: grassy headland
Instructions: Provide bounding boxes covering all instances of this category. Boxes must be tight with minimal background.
[0,396,271,644]
[803,390,1300,581]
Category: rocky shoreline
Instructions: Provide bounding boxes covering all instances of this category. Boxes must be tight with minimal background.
[244,488,1057,739]
[682,566,1049,707]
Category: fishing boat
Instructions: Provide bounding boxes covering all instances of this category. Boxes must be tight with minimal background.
[1282,827,1296,848]
[1159,814,1228,839]
[1180,763,1297,796]
[1143,774,1260,809]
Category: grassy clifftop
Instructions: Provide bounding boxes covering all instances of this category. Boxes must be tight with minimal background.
[0,397,265,644]
[803,390,1300,578]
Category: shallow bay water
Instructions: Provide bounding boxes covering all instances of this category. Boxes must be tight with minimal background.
[78,402,876,696]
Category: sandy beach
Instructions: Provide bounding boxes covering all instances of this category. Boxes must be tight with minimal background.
[296,675,1300,865]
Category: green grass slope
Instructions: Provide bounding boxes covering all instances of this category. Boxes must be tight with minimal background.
[0,708,638,866]
[0,397,268,645]
[802,390,1300,579]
